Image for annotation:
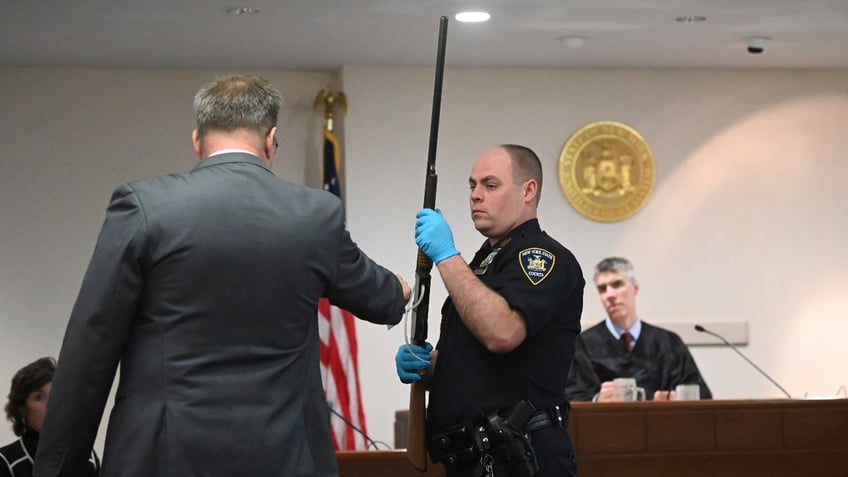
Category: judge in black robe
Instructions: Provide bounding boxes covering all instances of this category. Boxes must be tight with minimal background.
[566,256,712,402]
[566,319,712,401]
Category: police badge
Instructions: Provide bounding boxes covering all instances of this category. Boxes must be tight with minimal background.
[519,248,555,285]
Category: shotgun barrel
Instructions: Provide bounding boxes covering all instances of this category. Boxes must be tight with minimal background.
[406,15,448,473]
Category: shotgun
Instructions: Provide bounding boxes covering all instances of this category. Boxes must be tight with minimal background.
[407,15,448,472]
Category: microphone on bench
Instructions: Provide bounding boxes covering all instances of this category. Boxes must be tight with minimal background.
[694,324,791,399]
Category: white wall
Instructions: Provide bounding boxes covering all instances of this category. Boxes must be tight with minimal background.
[2,66,847,453]
[0,67,331,451]
[341,66,848,447]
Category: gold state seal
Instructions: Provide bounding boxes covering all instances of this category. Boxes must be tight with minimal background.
[558,121,655,222]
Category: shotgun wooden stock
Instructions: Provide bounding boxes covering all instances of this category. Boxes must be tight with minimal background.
[406,380,428,471]
[407,250,432,471]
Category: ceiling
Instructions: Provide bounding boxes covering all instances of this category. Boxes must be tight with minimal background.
[2,0,847,71]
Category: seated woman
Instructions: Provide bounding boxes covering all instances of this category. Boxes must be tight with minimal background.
[1,357,100,477]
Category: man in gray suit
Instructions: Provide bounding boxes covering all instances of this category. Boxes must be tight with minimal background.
[33,74,410,477]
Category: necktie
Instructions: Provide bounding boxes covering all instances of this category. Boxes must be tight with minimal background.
[622,332,634,352]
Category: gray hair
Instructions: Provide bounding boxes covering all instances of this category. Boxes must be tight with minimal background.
[193,74,282,139]
[594,256,636,282]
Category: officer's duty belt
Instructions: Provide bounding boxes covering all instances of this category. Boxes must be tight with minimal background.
[524,402,569,433]
[428,401,571,467]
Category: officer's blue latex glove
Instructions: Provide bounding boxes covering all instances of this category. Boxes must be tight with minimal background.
[415,208,460,264]
[395,342,434,383]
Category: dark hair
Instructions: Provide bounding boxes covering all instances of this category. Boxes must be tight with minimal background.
[5,357,55,435]
[501,144,543,205]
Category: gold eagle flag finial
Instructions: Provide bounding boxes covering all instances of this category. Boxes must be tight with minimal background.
[313,88,348,132]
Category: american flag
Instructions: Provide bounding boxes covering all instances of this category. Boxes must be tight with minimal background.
[318,128,370,450]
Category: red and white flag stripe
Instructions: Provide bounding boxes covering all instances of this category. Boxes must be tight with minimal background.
[318,297,369,450]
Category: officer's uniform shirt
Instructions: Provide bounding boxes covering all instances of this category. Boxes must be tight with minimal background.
[426,219,584,476]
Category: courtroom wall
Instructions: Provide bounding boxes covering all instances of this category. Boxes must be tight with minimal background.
[341,66,848,447]
[1,66,846,453]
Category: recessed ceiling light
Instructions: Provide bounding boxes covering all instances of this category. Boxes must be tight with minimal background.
[557,36,586,48]
[455,11,491,23]
[676,15,706,23]
[226,6,260,15]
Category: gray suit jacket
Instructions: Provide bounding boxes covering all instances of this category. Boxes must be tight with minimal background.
[33,153,404,477]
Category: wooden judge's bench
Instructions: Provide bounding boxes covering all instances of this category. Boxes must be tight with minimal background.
[337,399,848,477]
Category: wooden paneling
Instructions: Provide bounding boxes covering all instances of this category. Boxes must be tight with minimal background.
[376,399,848,477]
[715,409,782,450]
[645,409,715,451]
[337,450,444,477]
[570,399,848,477]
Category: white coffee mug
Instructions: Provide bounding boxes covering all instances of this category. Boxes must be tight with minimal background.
[675,383,700,400]
[612,377,646,402]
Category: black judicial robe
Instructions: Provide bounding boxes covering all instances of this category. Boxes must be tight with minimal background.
[566,320,712,401]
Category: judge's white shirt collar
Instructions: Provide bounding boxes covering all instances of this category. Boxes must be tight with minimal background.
[606,317,642,342]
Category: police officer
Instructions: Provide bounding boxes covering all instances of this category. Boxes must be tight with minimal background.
[397,144,584,476]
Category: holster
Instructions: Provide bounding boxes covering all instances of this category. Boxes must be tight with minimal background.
[427,400,545,477]
[483,400,540,477]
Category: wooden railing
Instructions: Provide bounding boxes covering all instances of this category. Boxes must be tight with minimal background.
[340,399,848,477]
[568,398,848,477]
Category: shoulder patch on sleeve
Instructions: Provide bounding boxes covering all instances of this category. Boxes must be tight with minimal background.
[518,248,556,285]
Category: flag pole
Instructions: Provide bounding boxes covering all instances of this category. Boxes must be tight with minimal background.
[315,88,364,450]
[313,89,348,132]
[314,89,348,199]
